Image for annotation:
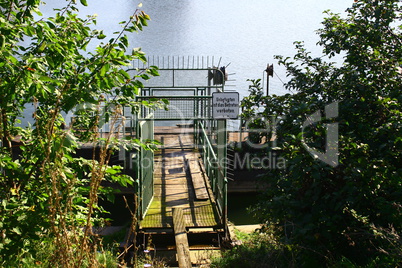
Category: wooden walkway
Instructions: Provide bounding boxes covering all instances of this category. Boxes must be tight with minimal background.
[139,129,220,230]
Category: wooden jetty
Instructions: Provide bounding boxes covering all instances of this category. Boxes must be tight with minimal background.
[138,127,224,266]
[140,129,218,229]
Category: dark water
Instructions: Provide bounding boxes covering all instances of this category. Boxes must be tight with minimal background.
[100,194,136,226]
[227,193,260,225]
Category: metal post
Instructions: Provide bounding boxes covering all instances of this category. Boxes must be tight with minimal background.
[265,64,273,96]
[266,74,269,96]
[217,119,227,179]
[216,119,227,228]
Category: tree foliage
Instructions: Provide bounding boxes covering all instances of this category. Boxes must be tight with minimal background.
[243,0,402,266]
[0,0,161,266]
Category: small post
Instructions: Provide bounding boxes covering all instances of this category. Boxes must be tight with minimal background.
[265,64,274,96]
[173,208,192,268]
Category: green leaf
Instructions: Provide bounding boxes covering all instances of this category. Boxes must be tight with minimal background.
[97,32,106,39]
[0,34,5,49]
[120,35,128,48]
[39,75,55,82]
[12,227,22,235]
[100,63,110,77]
[80,0,88,6]
[106,167,119,175]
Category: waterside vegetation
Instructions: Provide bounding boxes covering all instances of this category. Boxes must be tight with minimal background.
[0,0,162,266]
[0,0,401,267]
[217,0,402,266]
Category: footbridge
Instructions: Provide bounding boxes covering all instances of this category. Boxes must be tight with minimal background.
[120,57,237,266]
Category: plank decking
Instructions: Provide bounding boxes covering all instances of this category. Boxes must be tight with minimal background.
[139,129,219,230]
[173,207,192,268]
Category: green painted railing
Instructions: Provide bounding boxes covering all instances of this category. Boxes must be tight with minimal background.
[136,95,212,120]
[195,120,227,228]
[126,113,154,220]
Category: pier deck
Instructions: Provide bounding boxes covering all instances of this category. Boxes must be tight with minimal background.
[139,128,220,230]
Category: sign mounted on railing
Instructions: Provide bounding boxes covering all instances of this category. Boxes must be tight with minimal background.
[212,92,240,119]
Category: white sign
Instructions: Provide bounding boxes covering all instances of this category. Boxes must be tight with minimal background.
[212,92,240,119]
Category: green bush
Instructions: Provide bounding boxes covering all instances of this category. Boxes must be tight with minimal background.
[211,230,294,268]
[241,0,402,266]
[0,0,159,266]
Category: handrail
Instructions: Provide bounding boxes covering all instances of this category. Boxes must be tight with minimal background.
[199,122,218,160]
[136,95,212,99]
[141,86,225,89]
[136,96,213,120]
[198,122,226,180]
[196,120,227,229]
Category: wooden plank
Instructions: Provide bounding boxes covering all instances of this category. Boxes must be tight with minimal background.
[140,128,219,229]
[173,208,192,268]
[188,159,209,200]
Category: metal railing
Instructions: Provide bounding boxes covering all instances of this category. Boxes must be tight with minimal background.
[136,95,213,120]
[195,120,227,227]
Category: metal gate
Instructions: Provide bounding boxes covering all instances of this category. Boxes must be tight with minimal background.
[131,56,232,226]
[137,117,154,219]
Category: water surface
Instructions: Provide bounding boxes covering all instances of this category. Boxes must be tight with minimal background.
[40,0,352,97]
